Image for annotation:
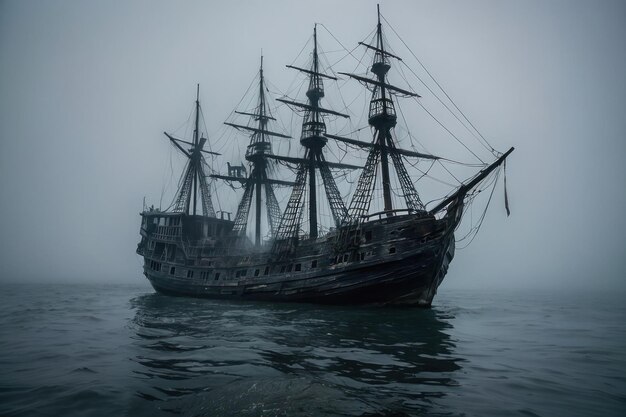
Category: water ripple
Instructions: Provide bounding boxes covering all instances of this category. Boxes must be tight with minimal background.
[0,284,625,416]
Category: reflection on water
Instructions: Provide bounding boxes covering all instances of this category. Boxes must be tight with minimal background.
[128,294,462,416]
[2,285,622,416]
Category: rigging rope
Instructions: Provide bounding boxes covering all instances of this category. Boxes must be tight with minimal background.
[414,98,485,163]
[395,49,494,155]
[381,14,498,156]
[319,23,375,68]
[456,169,501,248]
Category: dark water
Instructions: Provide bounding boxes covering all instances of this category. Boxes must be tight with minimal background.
[0,283,624,417]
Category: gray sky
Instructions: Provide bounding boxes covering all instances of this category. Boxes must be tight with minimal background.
[1,0,625,291]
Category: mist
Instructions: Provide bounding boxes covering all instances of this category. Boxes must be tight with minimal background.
[1,0,624,292]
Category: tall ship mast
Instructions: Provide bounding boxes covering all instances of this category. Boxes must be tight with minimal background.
[213,56,293,248]
[339,6,433,220]
[136,6,514,307]
[166,84,218,218]
[273,25,357,250]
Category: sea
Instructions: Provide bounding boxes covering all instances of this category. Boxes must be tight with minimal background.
[0,282,624,417]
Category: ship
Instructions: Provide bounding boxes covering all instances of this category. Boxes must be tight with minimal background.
[136,6,514,307]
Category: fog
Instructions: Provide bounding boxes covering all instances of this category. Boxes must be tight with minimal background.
[1,0,624,291]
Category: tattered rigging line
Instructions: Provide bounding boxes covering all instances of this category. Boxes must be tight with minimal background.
[414,98,484,163]
[403,154,435,183]
[394,91,433,157]
[289,33,313,69]
[307,26,369,128]
[344,125,371,137]
[281,36,317,101]
[199,105,219,157]
[323,61,358,126]
[169,159,190,204]
[381,14,498,156]
[265,78,294,137]
[159,142,176,211]
[456,169,501,249]
[171,104,195,138]
[211,72,260,153]
[395,46,494,155]
[395,89,482,191]
[319,23,375,69]
[405,157,458,188]
[436,159,463,184]
[396,96,487,168]
[201,159,225,211]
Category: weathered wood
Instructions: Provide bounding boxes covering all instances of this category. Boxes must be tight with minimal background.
[325,134,439,159]
[338,72,421,97]
[224,122,291,139]
[429,147,515,215]
[265,154,361,170]
[210,174,295,187]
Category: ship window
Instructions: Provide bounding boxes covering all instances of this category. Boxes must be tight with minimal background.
[254,269,260,277]
[264,266,270,275]
[286,264,293,273]
[343,254,349,262]
[389,247,396,254]
[214,272,220,280]
[360,252,366,260]
[170,266,176,275]
[311,260,318,268]
[187,270,194,278]
[365,230,372,242]
[280,265,286,273]
[295,263,301,272]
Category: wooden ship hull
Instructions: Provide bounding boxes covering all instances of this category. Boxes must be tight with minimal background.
[137,207,460,307]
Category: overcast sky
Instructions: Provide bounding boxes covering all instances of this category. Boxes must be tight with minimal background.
[1,0,624,291]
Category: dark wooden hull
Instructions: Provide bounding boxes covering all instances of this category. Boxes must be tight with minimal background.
[139,211,458,307]
[145,237,453,307]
